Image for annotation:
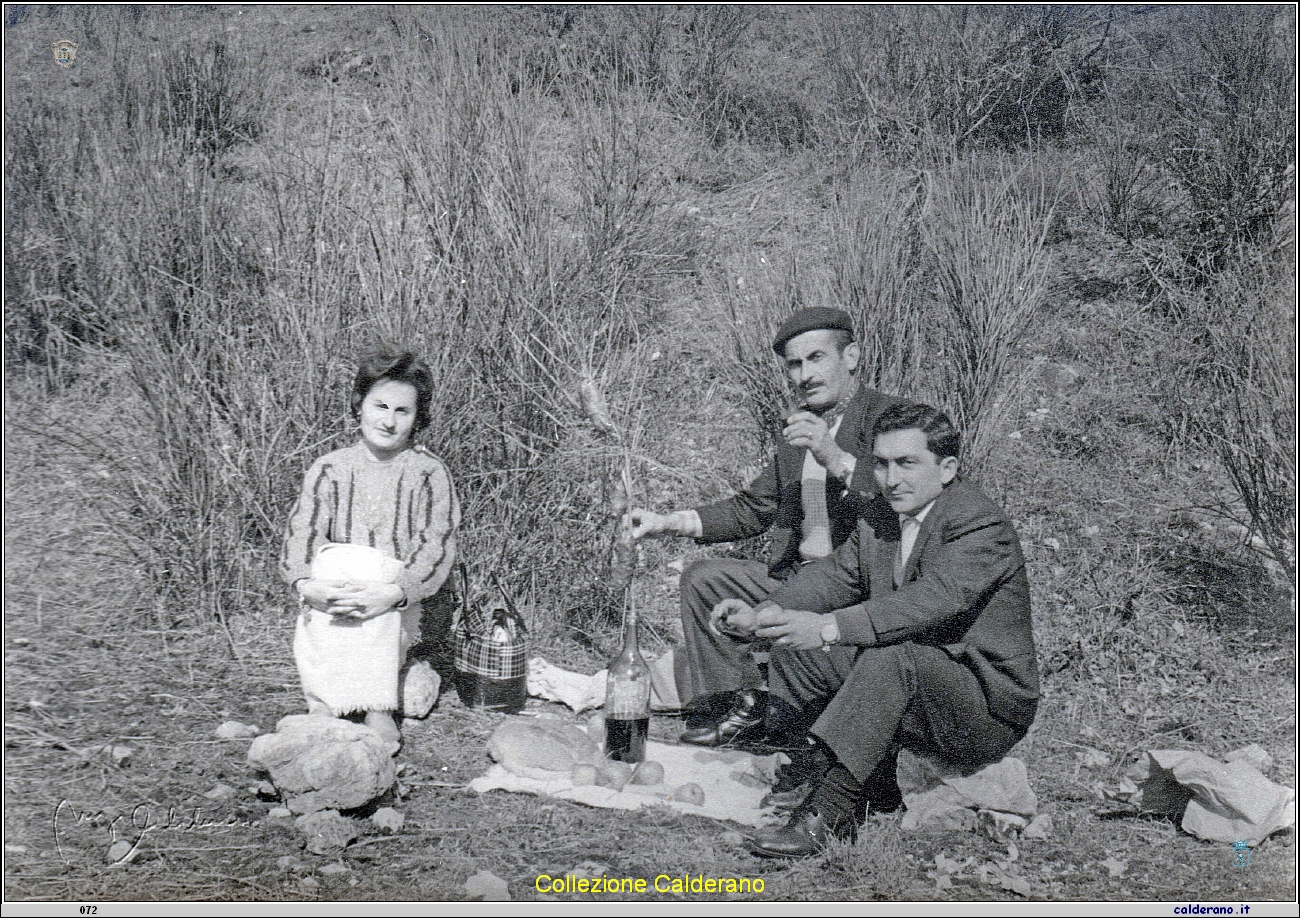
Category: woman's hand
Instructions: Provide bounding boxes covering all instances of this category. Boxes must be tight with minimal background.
[297,579,350,614]
[335,582,405,620]
[297,579,404,619]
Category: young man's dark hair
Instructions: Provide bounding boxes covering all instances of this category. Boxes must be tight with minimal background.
[873,402,961,461]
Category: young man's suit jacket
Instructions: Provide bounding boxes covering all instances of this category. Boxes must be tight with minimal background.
[692,386,905,580]
[764,478,1039,730]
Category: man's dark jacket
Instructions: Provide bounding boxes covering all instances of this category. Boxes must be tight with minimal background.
[693,386,903,580]
[765,478,1039,729]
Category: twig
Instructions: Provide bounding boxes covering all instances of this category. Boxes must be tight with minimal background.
[213,609,249,677]
[4,722,91,759]
[345,835,408,850]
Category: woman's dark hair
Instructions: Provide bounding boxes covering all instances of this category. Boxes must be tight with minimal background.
[350,348,435,434]
[872,402,961,460]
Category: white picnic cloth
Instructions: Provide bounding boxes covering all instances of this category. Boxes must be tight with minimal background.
[293,543,414,716]
[471,738,783,828]
[526,652,682,713]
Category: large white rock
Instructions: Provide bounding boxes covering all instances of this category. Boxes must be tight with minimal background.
[248,715,398,813]
[897,751,1037,832]
[1143,749,1295,845]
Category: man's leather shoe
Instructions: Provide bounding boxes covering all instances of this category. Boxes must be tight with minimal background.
[681,692,735,730]
[747,806,856,858]
[679,690,766,747]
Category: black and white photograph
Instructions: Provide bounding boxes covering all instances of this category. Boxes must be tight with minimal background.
[4,4,1296,911]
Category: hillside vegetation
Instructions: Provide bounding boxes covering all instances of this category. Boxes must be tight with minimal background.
[4,5,1295,903]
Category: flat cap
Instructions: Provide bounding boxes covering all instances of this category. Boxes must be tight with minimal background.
[771,307,855,354]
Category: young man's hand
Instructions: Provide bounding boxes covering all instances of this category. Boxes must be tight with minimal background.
[755,605,837,650]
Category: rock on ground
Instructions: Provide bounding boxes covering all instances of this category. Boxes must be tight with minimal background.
[898,751,1038,832]
[248,714,399,813]
[464,869,510,901]
[370,807,405,833]
[215,720,260,739]
[402,661,440,719]
[296,810,359,856]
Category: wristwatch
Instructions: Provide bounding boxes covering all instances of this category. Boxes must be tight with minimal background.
[819,616,839,653]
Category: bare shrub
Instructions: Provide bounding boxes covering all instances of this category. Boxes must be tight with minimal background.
[1078,95,1170,242]
[815,6,961,153]
[716,156,1052,476]
[4,98,114,384]
[616,6,676,95]
[678,5,755,144]
[816,6,1112,156]
[715,254,817,442]
[1174,260,1296,582]
[828,164,928,398]
[713,163,930,439]
[554,6,678,96]
[517,7,810,149]
[1155,6,1296,270]
[156,40,266,160]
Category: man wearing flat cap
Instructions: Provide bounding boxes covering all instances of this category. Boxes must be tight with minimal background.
[631,307,905,747]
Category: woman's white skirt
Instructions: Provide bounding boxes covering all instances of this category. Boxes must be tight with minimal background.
[292,544,419,716]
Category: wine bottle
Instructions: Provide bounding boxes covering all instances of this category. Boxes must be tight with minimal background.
[604,599,650,763]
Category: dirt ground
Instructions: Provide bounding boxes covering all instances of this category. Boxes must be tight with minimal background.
[4,3,1296,909]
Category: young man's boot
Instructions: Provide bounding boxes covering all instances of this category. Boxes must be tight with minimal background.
[748,761,862,858]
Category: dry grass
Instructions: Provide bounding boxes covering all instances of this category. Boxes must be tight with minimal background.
[4,4,1295,906]
[920,154,1056,473]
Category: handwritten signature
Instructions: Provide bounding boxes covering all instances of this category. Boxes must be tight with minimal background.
[53,800,256,865]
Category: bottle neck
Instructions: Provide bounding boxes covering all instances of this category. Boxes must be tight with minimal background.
[622,602,639,657]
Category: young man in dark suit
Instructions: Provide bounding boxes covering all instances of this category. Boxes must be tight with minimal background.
[714,402,1038,857]
[630,308,904,746]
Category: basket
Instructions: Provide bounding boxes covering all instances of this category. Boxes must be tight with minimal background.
[453,568,528,714]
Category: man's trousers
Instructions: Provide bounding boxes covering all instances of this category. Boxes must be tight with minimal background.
[769,640,1027,784]
[674,559,783,706]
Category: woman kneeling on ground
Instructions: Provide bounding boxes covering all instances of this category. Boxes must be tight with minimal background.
[280,347,460,743]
